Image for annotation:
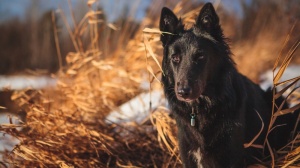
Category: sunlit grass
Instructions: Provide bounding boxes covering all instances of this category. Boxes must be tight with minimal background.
[0,0,299,167]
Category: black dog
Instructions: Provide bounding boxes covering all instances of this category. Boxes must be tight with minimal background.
[159,3,298,167]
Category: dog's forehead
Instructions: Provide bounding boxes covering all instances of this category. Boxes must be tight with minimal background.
[171,30,215,48]
[168,37,203,56]
[178,27,217,44]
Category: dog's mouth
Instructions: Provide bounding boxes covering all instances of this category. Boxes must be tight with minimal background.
[175,86,203,103]
[179,97,197,103]
[175,80,205,102]
[176,94,200,102]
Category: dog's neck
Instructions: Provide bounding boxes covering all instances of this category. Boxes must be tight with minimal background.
[166,66,240,129]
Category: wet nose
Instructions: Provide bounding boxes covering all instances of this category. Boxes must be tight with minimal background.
[177,81,192,98]
[178,87,191,97]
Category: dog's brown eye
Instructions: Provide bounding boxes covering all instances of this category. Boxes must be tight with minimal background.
[171,54,180,63]
[196,52,205,61]
[197,54,204,60]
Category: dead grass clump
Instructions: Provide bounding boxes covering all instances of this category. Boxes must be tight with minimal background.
[255,38,300,167]
[0,0,177,167]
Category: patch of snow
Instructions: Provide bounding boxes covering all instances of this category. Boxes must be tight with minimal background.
[106,90,166,124]
[0,75,57,91]
[0,75,55,157]
[0,113,20,152]
[260,65,300,107]
[260,65,300,92]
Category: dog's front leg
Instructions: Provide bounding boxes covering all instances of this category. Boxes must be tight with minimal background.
[177,123,200,168]
[178,137,199,168]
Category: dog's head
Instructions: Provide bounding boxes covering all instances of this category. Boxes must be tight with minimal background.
[160,3,231,102]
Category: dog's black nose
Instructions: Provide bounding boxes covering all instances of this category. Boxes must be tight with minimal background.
[177,81,192,99]
[177,87,191,97]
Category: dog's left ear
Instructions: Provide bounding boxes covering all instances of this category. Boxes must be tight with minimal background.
[195,3,222,40]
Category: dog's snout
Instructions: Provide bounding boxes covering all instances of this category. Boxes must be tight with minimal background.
[178,87,191,97]
[177,81,192,98]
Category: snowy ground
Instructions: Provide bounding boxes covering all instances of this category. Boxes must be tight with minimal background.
[260,65,300,91]
[0,75,56,157]
[0,113,20,152]
[260,65,300,107]
[105,89,166,124]
[0,75,57,91]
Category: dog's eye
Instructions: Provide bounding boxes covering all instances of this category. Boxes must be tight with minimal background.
[196,52,205,61]
[171,54,180,63]
[197,54,204,60]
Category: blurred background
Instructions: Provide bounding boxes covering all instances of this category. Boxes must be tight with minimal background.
[0,0,299,75]
[0,0,152,75]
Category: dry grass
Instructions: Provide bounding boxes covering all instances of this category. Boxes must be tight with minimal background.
[0,1,299,168]
[0,0,176,167]
[268,38,300,167]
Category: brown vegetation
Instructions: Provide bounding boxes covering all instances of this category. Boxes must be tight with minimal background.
[0,0,299,167]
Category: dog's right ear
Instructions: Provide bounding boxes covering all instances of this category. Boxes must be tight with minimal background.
[159,7,183,46]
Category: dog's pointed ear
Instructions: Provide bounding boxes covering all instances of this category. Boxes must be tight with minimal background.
[160,7,182,46]
[195,3,222,39]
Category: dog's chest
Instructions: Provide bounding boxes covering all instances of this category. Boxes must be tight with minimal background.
[190,148,203,168]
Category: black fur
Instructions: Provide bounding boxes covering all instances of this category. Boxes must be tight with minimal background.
[159,3,298,167]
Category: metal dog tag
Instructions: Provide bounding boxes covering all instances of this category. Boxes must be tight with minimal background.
[191,115,196,126]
